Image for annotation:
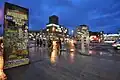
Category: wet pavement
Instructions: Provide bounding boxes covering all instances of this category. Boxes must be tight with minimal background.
[5,42,120,80]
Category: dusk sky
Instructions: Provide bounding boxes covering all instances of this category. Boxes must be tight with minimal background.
[0,0,120,34]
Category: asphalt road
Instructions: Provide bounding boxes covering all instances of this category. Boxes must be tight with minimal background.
[4,42,120,80]
[89,43,120,61]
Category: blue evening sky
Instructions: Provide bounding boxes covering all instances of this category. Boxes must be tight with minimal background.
[0,0,120,34]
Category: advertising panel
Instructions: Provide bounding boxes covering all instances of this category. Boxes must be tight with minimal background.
[4,2,29,69]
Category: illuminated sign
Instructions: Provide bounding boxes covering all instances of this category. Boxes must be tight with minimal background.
[82,26,88,30]
[5,15,13,20]
[4,2,29,69]
[7,10,27,20]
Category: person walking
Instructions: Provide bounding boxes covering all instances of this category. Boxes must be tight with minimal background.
[0,39,7,80]
[59,39,62,50]
[36,38,39,47]
[39,39,42,47]
[43,39,45,47]
[48,39,53,53]
[57,39,61,55]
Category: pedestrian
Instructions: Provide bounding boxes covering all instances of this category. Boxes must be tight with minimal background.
[39,39,42,47]
[61,40,65,50]
[48,39,53,52]
[36,38,39,47]
[57,39,61,55]
[43,39,45,47]
[0,39,7,80]
[59,39,62,50]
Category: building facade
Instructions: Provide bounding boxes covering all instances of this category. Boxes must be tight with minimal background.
[89,31,104,42]
[104,34,119,41]
[29,29,48,41]
[46,23,68,40]
[29,30,40,40]
[46,15,68,41]
[74,25,89,41]
[74,25,90,54]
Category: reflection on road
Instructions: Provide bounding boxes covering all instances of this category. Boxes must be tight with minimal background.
[50,41,58,64]
[50,40,77,64]
[50,50,57,64]
[69,51,75,63]
[69,39,75,52]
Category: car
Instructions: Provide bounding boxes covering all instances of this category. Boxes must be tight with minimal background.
[104,40,115,43]
[90,40,99,43]
[112,39,120,50]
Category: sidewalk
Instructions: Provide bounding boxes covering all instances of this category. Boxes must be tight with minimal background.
[4,46,120,80]
[29,46,49,63]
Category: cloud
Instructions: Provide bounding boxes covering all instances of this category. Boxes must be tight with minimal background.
[90,11,120,20]
[1,0,120,33]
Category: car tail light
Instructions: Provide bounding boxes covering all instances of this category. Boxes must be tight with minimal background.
[89,50,93,54]
[112,43,117,47]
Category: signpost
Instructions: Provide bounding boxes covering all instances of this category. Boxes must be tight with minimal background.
[4,2,29,69]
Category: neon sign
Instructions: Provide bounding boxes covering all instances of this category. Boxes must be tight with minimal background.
[7,10,27,20]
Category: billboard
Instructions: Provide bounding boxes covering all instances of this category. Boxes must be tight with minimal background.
[4,2,29,69]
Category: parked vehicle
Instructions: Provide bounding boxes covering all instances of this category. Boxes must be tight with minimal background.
[112,39,120,50]
[104,40,115,43]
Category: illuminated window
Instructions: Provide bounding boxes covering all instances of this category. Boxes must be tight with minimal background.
[47,29,49,31]
[56,29,58,31]
[52,27,56,32]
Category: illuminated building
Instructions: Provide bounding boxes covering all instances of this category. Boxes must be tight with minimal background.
[29,30,40,40]
[46,24,68,40]
[89,31,104,42]
[74,27,81,40]
[46,15,68,40]
[74,25,89,41]
[29,15,69,41]
[103,33,119,41]
[29,29,48,40]
[74,25,89,48]
[74,25,90,54]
